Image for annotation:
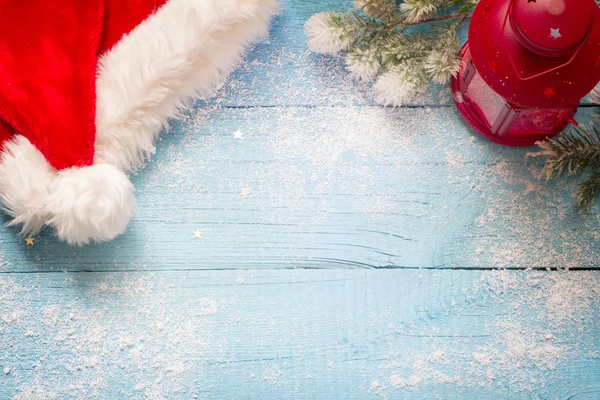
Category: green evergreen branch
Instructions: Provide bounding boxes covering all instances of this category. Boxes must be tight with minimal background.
[534,124,600,209]
[576,172,600,210]
[536,125,600,179]
[412,12,471,24]
[305,0,471,104]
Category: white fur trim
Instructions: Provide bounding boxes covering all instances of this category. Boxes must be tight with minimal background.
[0,136,135,244]
[0,136,53,235]
[94,0,279,171]
[46,164,136,245]
[0,0,276,245]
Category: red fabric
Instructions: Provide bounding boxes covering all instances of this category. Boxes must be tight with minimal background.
[101,0,168,54]
[0,120,13,152]
[0,0,168,170]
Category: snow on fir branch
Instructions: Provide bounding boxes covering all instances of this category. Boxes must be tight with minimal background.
[532,88,600,210]
[304,0,477,105]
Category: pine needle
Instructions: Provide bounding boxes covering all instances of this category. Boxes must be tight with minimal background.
[576,172,600,210]
[535,125,600,180]
[534,124,600,209]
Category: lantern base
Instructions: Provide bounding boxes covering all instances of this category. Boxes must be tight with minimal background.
[451,77,554,147]
[451,43,565,147]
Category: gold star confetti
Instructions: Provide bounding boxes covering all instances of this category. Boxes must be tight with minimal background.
[240,187,251,198]
[25,237,35,246]
[193,230,204,239]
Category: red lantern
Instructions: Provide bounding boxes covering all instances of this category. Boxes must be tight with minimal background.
[452,0,600,146]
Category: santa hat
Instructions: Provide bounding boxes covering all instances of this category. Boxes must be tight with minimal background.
[0,0,279,245]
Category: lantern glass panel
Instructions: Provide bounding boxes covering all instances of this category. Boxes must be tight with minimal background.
[506,108,565,134]
[465,71,506,128]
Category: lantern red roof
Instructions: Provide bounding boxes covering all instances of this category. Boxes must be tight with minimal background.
[469,0,600,109]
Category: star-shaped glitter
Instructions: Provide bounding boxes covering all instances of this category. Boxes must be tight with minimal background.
[240,188,251,198]
[193,230,204,239]
[543,88,556,98]
[550,28,561,39]
[233,130,244,140]
[25,237,35,246]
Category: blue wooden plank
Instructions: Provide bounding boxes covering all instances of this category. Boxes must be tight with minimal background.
[1,269,599,399]
[1,106,598,272]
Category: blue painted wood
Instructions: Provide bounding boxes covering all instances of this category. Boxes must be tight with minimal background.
[1,270,599,399]
[1,106,599,271]
[1,1,600,398]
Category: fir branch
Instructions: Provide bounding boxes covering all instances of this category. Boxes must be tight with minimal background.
[576,172,600,210]
[305,0,473,105]
[412,12,472,24]
[534,125,600,180]
[380,33,430,67]
[400,0,442,23]
[345,45,381,81]
[353,0,398,21]
[374,59,430,105]
[533,124,600,210]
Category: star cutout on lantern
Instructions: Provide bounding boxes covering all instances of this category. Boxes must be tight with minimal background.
[550,28,561,39]
[25,237,35,246]
[193,230,204,239]
[543,88,556,98]
[240,187,251,198]
[233,130,244,140]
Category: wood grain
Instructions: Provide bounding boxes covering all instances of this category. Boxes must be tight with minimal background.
[1,106,598,272]
[1,270,599,399]
[1,1,599,398]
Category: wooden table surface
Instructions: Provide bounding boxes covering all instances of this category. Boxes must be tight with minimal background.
[1,1,600,399]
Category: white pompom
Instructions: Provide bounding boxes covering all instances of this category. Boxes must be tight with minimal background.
[0,136,53,236]
[45,164,136,245]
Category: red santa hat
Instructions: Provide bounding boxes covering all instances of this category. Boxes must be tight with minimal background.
[0,0,278,245]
